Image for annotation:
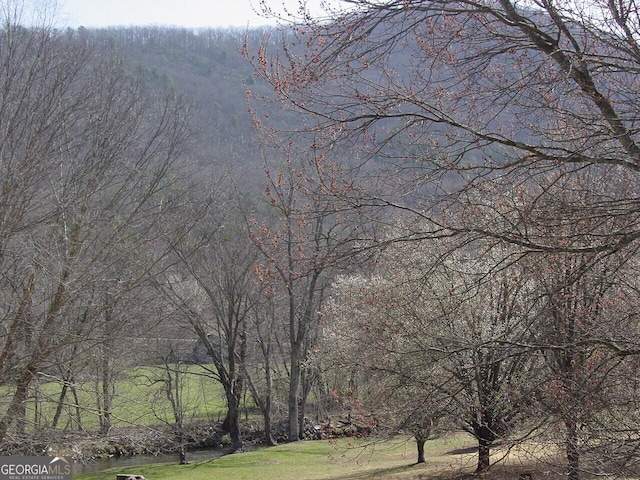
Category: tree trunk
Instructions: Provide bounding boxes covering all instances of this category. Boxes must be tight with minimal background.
[52,367,75,430]
[416,436,427,464]
[16,383,28,434]
[222,379,243,452]
[243,363,276,445]
[100,302,113,434]
[298,393,307,440]
[263,358,276,445]
[263,401,276,445]
[298,365,316,440]
[52,382,68,429]
[100,363,112,434]
[476,437,491,474]
[565,418,580,480]
[71,383,82,430]
[179,444,187,465]
[176,420,188,465]
[288,344,302,442]
[0,371,32,443]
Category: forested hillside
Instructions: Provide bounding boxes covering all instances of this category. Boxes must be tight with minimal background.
[89,26,274,189]
[4,3,640,479]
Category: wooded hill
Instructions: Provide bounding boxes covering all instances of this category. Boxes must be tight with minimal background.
[87,26,276,190]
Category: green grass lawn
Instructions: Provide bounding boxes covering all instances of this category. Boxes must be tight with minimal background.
[111,365,229,425]
[11,364,229,430]
[74,433,595,480]
[73,434,552,480]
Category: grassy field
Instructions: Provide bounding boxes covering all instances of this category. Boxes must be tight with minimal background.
[73,434,559,480]
[3,368,598,479]
[14,365,229,430]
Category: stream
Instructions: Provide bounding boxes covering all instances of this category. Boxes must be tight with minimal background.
[74,448,229,476]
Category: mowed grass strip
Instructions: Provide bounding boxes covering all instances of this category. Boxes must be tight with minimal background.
[73,434,574,480]
[73,434,539,480]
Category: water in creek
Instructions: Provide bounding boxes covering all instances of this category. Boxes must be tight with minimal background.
[73,448,229,476]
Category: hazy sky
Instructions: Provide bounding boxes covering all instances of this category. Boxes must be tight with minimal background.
[57,0,333,29]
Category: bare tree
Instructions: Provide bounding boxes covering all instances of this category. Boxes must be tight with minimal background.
[242,284,281,445]
[0,2,192,442]
[520,198,640,478]
[250,149,365,442]
[249,0,640,254]
[158,187,259,452]
[145,347,194,465]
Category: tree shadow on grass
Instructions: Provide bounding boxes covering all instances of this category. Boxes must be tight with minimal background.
[445,446,477,455]
[318,458,562,480]
[319,462,454,480]
[316,462,415,479]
